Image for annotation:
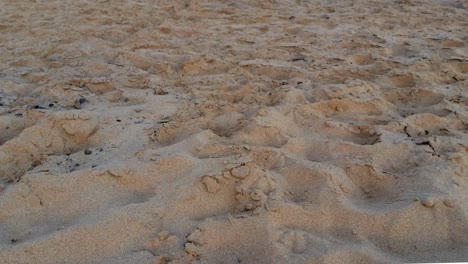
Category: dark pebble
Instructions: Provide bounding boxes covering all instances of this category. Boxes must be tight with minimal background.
[84,149,92,155]
[33,105,46,109]
[79,98,87,104]
[292,57,306,62]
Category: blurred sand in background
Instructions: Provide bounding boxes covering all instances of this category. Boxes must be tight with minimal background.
[0,0,467,263]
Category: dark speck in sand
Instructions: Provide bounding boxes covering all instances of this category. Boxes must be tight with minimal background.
[33,105,46,109]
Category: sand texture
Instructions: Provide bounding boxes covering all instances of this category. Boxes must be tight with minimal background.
[1,0,468,263]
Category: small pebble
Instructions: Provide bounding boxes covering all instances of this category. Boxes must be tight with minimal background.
[443,199,455,208]
[292,57,306,62]
[154,88,169,95]
[33,105,45,109]
[258,109,268,116]
[185,243,200,256]
[421,198,435,208]
[84,149,92,155]
[74,98,85,109]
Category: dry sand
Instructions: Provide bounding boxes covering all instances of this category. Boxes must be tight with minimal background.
[1,0,468,263]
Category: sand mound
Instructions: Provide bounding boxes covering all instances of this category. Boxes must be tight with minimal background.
[1,0,467,263]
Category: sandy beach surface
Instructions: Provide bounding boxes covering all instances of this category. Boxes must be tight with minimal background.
[1,0,468,263]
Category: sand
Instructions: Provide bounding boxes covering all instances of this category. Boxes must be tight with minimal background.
[0,0,467,263]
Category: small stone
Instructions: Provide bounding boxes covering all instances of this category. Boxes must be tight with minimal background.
[84,149,92,155]
[33,105,46,109]
[154,88,168,95]
[443,199,455,208]
[187,230,201,243]
[292,57,305,62]
[107,169,124,177]
[230,165,250,179]
[421,198,435,208]
[74,98,87,109]
[185,243,200,256]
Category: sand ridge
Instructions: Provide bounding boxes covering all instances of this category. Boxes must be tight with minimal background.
[0,0,467,263]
